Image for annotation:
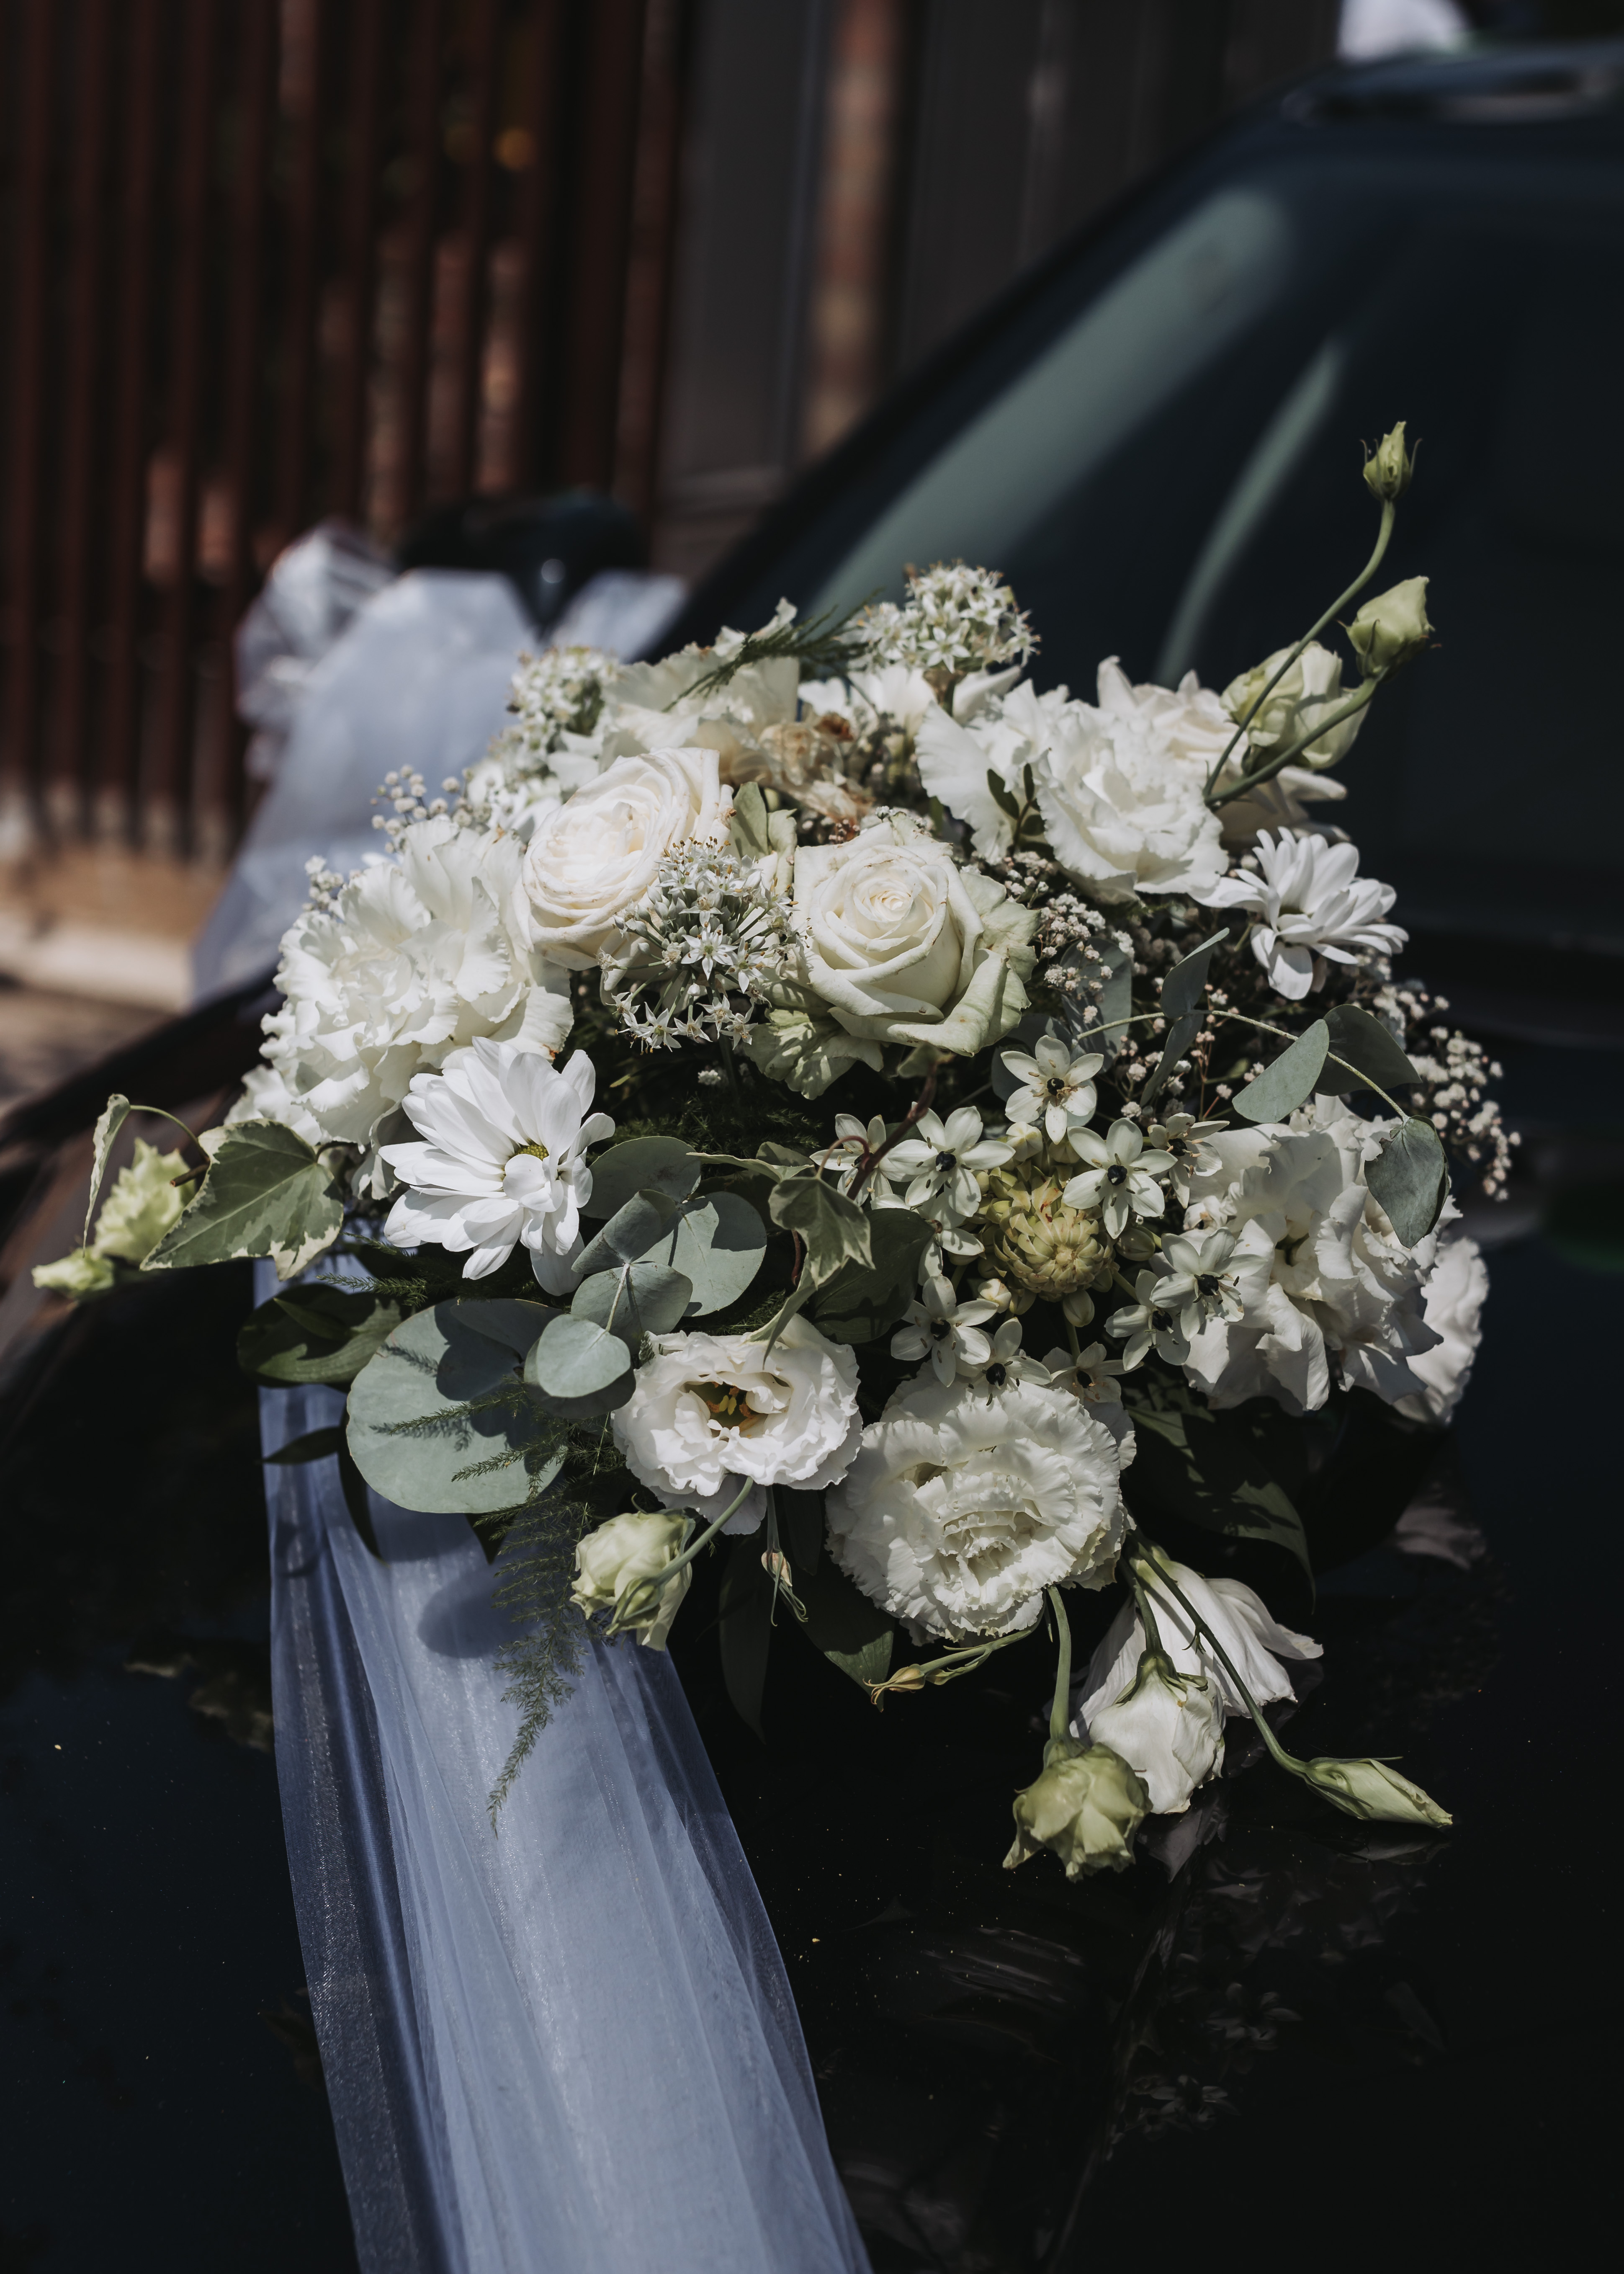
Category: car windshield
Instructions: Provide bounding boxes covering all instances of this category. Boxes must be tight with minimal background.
[755,145,1624,957]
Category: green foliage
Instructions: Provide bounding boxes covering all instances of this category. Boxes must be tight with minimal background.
[768,1173,872,1285]
[807,1206,935,1344]
[1123,1372,1312,1584]
[569,1259,692,1349]
[1318,1002,1418,1097]
[1367,1116,1449,1246]
[146,1120,344,1278]
[1235,1019,1331,1124]
[673,597,869,707]
[346,1300,567,1513]
[719,1533,775,1741]
[84,1093,132,1244]
[238,1284,405,1386]
[790,1530,895,1687]
[524,1313,636,1412]
[1141,929,1228,1104]
[582,1135,701,1219]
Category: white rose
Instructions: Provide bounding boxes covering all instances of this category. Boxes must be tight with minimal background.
[826,1374,1127,1642]
[515,746,731,967]
[613,1315,862,1534]
[1394,1229,1488,1423]
[790,811,1036,1055]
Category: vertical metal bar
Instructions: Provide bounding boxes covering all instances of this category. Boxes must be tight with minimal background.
[150,0,220,852]
[445,0,502,498]
[3,0,56,825]
[504,0,566,498]
[332,0,388,523]
[57,0,115,830]
[275,0,332,547]
[103,0,165,838]
[395,0,447,534]
[557,0,648,490]
[217,0,279,839]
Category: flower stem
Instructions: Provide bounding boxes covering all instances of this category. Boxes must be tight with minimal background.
[851,1065,939,1199]
[1206,677,1380,811]
[1220,1009,1408,1121]
[867,1623,1036,1704]
[1128,1533,1301,1778]
[1047,1586,1073,1743]
[612,1477,757,1632]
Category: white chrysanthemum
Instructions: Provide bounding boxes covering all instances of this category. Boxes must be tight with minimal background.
[613,1316,862,1535]
[381,1039,612,1287]
[239,814,573,1170]
[1395,1229,1488,1423]
[1178,1104,1444,1415]
[1199,830,1405,999]
[513,746,732,967]
[826,1374,1127,1641]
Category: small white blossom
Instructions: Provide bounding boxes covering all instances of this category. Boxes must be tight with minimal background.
[882,1106,1014,1217]
[859,562,1035,681]
[1000,1035,1105,1145]
[1146,1113,1226,1204]
[891,1274,997,1387]
[1155,1229,1246,1338]
[1063,1120,1174,1239]
[1198,830,1405,1000]
[957,1315,1050,1397]
[1107,1270,1193,1370]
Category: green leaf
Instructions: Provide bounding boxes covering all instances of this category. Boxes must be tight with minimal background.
[987,768,1023,819]
[777,1485,826,1573]
[144,1120,344,1278]
[1085,941,1133,1067]
[1125,1392,1312,1583]
[796,1552,894,1687]
[570,1260,692,1349]
[638,1191,768,1315]
[1161,928,1230,1020]
[337,1437,384,1560]
[719,1532,775,1741]
[1366,1116,1449,1246]
[582,1137,701,1219]
[809,1206,936,1343]
[263,1425,345,1466]
[577,1191,676,1273]
[238,1285,405,1387]
[769,1173,872,1287]
[1318,1003,1418,1097]
[523,1314,635,1410]
[84,1093,132,1245]
[728,780,772,860]
[1140,1010,1204,1109]
[1235,1020,1331,1124]
[347,1300,563,1513]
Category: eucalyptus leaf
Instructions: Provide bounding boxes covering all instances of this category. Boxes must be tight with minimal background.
[1084,938,1134,1067]
[796,1552,894,1687]
[769,1174,872,1287]
[238,1284,405,1387]
[84,1094,132,1244]
[809,1206,936,1344]
[1140,1010,1204,1109]
[719,1534,775,1741]
[1161,928,1230,1019]
[263,1425,345,1466]
[641,1190,768,1315]
[144,1119,344,1279]
[1317,1003,1419,1097]
[1235,1020,1331,1124]
[582,1136,701,1219]
[347,1300,562,1513]
[570,1260,693,1349]
[577,1189,677,1272]
[524,1313,635,1410]
[1366,1116,1449,1246]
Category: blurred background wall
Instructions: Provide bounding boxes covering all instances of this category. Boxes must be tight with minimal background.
[0,0,1614,1036]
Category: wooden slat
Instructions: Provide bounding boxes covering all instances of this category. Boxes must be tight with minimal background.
[394,0,448,534]
[506,0,568,498]
[3,0,57,820]
[332,0,389,522]
[445,0,502,499]
[558,0,649,489]
[275,0,333,547]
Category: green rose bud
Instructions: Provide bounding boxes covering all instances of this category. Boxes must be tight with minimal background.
[1004,1737,1150,1880]
[1347,577,1433,680]
[571,1508,692,1650]
[1362,421,1416,503]
[1297,1755,1452,1828]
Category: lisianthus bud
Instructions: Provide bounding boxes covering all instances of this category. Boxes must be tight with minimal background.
[1087,1647,1225,1815]
[1347,577,1433,679]
[1297,1755,1452,1828]
[1362,421,1416,503]
[31,1246,117,1298]
[571,1508,692,1650]
[1062,1289,1095,1328]
[1004,1737,1149,1880]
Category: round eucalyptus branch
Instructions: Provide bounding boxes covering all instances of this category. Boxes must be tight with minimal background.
[1219,1007,1408,1122]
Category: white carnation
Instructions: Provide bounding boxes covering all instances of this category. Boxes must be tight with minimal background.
[826,1374,1127,1642]
[1395,1229,1488,1423]
[613,1315,862,1534]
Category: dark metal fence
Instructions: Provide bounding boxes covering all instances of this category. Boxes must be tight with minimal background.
[0,0,684,858]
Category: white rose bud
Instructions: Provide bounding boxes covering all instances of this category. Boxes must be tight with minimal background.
[1362,420,1416,503]
[1086,1646,1225,1815]
[1297,1755,1452,1828]
[1347,577,1433,680]
[571,1508,692,1650]
[1004,1738,1150,1880]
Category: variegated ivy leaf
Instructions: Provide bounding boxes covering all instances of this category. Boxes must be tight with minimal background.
[143,1119,345,1280]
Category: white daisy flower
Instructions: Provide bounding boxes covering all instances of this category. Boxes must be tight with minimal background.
[890,1274,996,1387]
[1062,1120,1174,1239]
[1198,829,1405,1000]
[381,1038,613,1288]
[1000,1035,1105,1145]
[882,1107,1014,1217]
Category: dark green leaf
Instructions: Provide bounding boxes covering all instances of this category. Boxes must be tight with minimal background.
[1126,1389,1312,1584]
[347,1300,561,1513]
[577,1189,677,1271]
[337,1438,383,1560]
[523,1314,635,1408]
[582,1137,701,1220]
[263,1426,345,1466]
[757,1142,812,1171]
[1317,1003,1419,1097]
[809,1206,936,1343]
[238,1285,405,1387]
[778,1485,826,1574]
[1085,941,1133,1067]
[1235,1020,1331,1124]
[1140,1011,1204,1109]
[797,1552,894,1687]
[719,1533,774,1741]
[144,1119,344,1278]
[1162,928,1230,1019]
[769,1174,872,1286]
[570,1260,692,1348]
[1366,1116,1449,1246]
[987,768,1023,818]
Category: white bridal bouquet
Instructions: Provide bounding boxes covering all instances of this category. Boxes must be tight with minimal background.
[51,426,1507,1861]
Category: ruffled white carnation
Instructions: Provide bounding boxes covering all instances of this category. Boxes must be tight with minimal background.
[1178,1103,1445,1415]
[826,1374,1127,1641]
[1198,830,1405,999]
[1035,694,1228,902]
[513,746,731,968]
[1395,1229,1487,1423]
[614,1316,862,1534]
[239,814,573,1172]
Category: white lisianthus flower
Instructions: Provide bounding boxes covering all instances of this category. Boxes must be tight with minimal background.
[1222,641,1368,769]
[890,1274,996,1386]
[381,1039,612,1287]
[1198,830,1406,1000]
[1087,1648,1226,1815]
[1078,1556,1321,1732]
[1000,1035,1104,1145]
[241,815,573,1167]
[826,1374,1127,1641]
[881,1106,1013,1215]
[1062,1120,1174,1238]
[570,1509,691,1650]
[914,678,1071,856]
[790,812,1036,1056]
[613,1315,862,1535]
[514,746,732,968]
[1395,1229,1488,1423]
